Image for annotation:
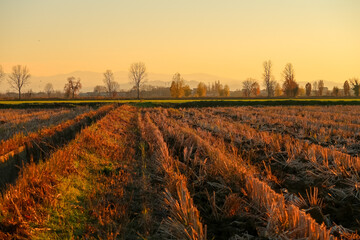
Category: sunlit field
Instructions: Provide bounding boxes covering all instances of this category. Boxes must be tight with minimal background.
[1,98,360,104]
[1,98,360,110]
[2,0,359,238]
[1,104,359,239]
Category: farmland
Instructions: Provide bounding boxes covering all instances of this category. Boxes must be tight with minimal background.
[0,107,91,143]
[1,98,360,108]
[0,104,360,239]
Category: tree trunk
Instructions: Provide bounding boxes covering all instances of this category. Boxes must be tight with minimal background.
[137,87,140,99]
[18,89,21,100]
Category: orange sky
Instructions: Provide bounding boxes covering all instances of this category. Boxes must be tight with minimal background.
[1,0,359,85]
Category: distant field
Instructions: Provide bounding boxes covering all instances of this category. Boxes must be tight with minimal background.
[1,98,360,108]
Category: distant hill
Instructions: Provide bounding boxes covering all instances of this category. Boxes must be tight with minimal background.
[1,70,344,93]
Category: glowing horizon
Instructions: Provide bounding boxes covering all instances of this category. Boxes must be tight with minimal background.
[1,0,359,85]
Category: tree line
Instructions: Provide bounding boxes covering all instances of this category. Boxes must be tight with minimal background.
[169,61,359,98]
[169,73,230,98]
[0,63,147,99]
[0,62,359,99]
[240,61,359,98]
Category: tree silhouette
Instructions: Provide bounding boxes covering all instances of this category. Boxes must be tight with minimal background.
[350,78,360,97]
[243,78,259,97]
[8,65,31,100]
[274,83,282,96]
[196,82,207,97]
[64,76,82,98]
[44,83,54,97]
[170,73,187,98]
[263,60,276,97]
[129,62,147,99]
[313,81,318,96]
[282,63,298,97]
[214,81,223,96]
[343,80,350,96]
[103,70,119,97]
[318,80,325,96]
[223,85,230,97]
[94,85,107,96]
[183,85,192,97]
[305,82,312,96]
[0,65,4,84]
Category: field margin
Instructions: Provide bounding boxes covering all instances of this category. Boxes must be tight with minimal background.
[1,98,360,109]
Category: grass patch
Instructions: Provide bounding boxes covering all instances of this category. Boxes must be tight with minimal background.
[34,176,91,239]
[33,146,128,239]
[1,98,360,109]
[32,152,98,239]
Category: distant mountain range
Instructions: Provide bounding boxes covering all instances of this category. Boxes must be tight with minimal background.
[1,70,343,93]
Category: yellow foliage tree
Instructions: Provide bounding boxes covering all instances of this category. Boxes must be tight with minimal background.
[275,83,283,97]
[251,82,260,96]
[183,85,192,97]
[196,82,207,97]
[170,73,186,98]
[223,84,230,96]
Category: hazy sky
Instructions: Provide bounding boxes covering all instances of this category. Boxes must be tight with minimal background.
[1,0,359,84]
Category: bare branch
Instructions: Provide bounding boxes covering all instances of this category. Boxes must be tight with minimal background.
[282,63,298,97]
[129,62,147,99]
[64,76,82,98]
[243,78,260,97]
[44,83,54,97]
[7,65,31,99]
[103,70,119,97]
[263,60,276,97]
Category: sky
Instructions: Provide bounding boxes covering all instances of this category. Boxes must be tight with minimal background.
[0,0,359,87]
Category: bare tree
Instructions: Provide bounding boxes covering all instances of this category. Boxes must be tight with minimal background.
[243,78,254,97]
[64,76,82,98]
[94,85,107,96]
[305,82,312,96]
[103,70,119,97]
[332,87,340,97]
[318,80,325,96]
[44,83,54,98]
[129,62,147,99]
[0,65,5,84]
[8,65,31,100]
[26,89,33,98]
[350,78,360,97]
[243,78,259,97]
[110,82,120,97]
[251,82,260,96]
[344,80,350,96]
[313,81,318,96]
[214,80,223,96]
[282,63,298,97]
[263,60,276,97]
